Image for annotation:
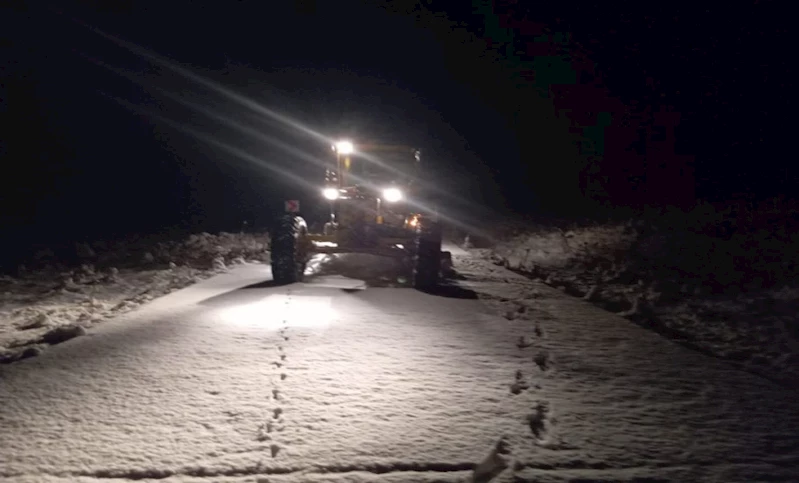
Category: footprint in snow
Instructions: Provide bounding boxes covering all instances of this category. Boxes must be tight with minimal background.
[270,444,280,458]
[527,401,551,441]
[503,304,530,321]
[516,336,534,349]
[273,408,283,419]
[223,410,242,420]
[534,351,551,371]
[534,323,543,338]
[472,436,511,483]
[272,389,280,400]
[256,424,271,442]
[281,373,287,380]
[510,370,530,395]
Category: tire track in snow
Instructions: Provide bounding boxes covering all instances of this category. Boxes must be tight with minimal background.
[14,459,795,482]
[11,462,478,481]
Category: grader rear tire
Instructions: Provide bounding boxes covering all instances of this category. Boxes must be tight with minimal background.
[413,219,442,291]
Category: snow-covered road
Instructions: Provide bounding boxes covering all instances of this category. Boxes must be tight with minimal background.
[1,252,798,482]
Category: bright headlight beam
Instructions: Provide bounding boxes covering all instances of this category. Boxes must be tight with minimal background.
[335,141,354,155]
[76,22,500,243]
[323,188,339,200]
[98,93,316,190]
[75,21,497,232]
[383,187,403,202]
[76,21,329,144]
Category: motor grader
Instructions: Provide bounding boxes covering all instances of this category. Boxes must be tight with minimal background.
[270,140,444,289]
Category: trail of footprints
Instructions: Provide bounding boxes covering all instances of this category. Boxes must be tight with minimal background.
[508,302,555,445]
[475,300,559,482]
[256,290,292,458]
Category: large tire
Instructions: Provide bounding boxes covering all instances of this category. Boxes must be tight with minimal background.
[413,218,442,290]
[271,214,309,284]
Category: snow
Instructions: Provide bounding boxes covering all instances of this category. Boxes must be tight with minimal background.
[487,223,799,387]
[1,232,270,363]
[1,246,798,482]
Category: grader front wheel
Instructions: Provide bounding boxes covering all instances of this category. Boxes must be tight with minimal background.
[270,214,310,284]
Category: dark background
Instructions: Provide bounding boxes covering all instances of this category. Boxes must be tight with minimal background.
[1,1,794,257]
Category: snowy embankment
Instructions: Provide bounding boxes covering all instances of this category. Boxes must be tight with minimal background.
[0,232,270,363]
[481,216,799,387]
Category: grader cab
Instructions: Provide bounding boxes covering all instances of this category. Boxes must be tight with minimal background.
[270,140,444,289]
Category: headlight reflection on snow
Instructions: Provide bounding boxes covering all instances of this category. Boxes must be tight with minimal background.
[220,295,334,329]
[305,254,334,276]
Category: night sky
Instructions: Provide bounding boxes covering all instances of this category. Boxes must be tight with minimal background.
[1,1,793,252]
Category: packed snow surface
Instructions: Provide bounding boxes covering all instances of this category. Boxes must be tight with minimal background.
[0,232,270,363]
[488,223,799,386]
[1,249,797,482]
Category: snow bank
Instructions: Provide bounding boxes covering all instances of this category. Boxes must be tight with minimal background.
[0,232,271,363]
[484,218,799,387]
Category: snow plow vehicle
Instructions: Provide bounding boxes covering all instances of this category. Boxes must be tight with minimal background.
[270,139,445,290]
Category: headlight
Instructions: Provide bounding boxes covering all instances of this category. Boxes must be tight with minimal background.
[382,187,402,203]
[335,140,354,155]
[323,187,339,200]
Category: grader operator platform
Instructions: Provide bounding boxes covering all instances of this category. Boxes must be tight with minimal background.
[270,139,444,290]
